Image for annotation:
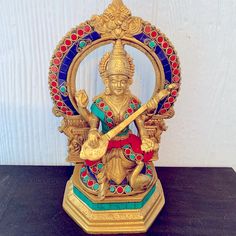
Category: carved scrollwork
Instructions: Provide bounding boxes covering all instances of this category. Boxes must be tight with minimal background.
[89,0,143,38]
[59,115,90,163]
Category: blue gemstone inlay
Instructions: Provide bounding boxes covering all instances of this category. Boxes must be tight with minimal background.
[63,56,72,66]
[157,51,166,60]
[156,97,168,114]
[60,63,69,73]
[162,58,169,66]
[83,31,101,41]
[164,64,171,72]
[155,45,162,54]
[134,33,150,43]
[58,71,67,84]
[134,32,173,100]
[165,71,172,83]
[61,94,77,113]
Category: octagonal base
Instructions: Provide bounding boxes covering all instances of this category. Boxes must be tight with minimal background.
[63,176,165,234]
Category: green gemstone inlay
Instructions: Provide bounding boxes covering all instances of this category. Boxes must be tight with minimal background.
[73,185,156,210]
[104,106,109,111]
[83,176,89,183]
[130,154,135,160]
[110,186,115,193]
[149,41,156,48]
[79,41,86,48]
[123,145,130,149]
[130,104,135,109]
[147,174,152,178]
[124,185,131,193]
[93,183,99,191]
[60,86,66,93]
[107,118,113,123]
[98,163,103,169]
[95,98,101,104]
[124,114,129,119]
[147,165,152,170]
[81,167,86,173]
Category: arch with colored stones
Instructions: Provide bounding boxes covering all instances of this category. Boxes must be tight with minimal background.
[49,23,181,116]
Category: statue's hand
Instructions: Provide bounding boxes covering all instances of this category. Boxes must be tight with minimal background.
[141,137,158,152]
[146,83,177,110]
[88,129,101,148]
[75,90,89,108]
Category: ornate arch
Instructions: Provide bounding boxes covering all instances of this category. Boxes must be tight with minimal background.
[49,0,181,117]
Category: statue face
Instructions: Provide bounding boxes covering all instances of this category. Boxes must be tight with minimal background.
[108,75,129,96]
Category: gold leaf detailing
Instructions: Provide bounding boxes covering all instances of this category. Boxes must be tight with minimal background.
[89,0,143,38]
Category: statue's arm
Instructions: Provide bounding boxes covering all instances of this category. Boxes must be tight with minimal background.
[75,90,96,124]
[134,116,149,139]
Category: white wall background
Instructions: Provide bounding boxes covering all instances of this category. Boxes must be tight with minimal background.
[0,0,236,168]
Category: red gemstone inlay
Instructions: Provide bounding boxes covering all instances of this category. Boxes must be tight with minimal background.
[52,88,58,94]
[157,36,163,43]
[51,81,57,87]
[51,66,58,73]
[56,51,62,58]
[60,45,67,52]
[107,123,113,128]
[144,25,151,34]
[170,55,176,62]
[167,48,173,55]
[84,25,91,32]
[61,107,67,112]
[107,111,113,117]
[151,31,157,38]
[65,39,71,46]
[125,149,131,155]
[92,167,97,173]
[136,155,143,161]
[99,102,105,108]
[162,42,168,49]
[57,101,63,107]
[66,111,72,116]
[173,76,180,83]
[172,62,178,68]
[173,69,180,75]
[54,95,60,101]
[132,98,138,104]
[71,34,77,41]
[128,108,133,114]
[164,102,171,109]
[77,29,84,36]
[160,108,167,115]
[82,171,87,177]
[50,74,57,80]
[88,180,94,187]
[117,186,123,194]
[168,97,175,103]
[147,170,152,175]
[171,90,178,97]
[53,58,60,65]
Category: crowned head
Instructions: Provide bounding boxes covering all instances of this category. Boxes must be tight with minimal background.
[99,39,135,96]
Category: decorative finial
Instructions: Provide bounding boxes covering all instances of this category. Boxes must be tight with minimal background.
[89,0,143,38]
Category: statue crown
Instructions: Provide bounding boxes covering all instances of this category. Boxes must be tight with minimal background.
[99,39,135,79]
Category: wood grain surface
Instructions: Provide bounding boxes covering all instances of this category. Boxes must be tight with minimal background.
[0,166,235,236]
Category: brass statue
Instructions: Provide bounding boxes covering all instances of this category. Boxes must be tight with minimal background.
[49,0,180,234]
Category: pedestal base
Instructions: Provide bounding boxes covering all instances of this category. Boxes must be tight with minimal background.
[63,177,165,234]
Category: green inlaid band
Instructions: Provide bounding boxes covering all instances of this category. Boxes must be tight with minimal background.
[73,185,156,211]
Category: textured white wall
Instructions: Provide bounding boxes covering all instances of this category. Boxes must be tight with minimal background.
[0,0,236,168]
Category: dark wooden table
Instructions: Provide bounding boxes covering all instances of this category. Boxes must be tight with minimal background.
[0,166,235,236]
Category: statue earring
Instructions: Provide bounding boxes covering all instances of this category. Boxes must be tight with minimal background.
[105,86,110,95]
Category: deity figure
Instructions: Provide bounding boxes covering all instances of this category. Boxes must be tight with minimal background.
[75,39,171,199]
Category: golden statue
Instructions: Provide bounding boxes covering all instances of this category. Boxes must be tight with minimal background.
[49,0,180,234]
